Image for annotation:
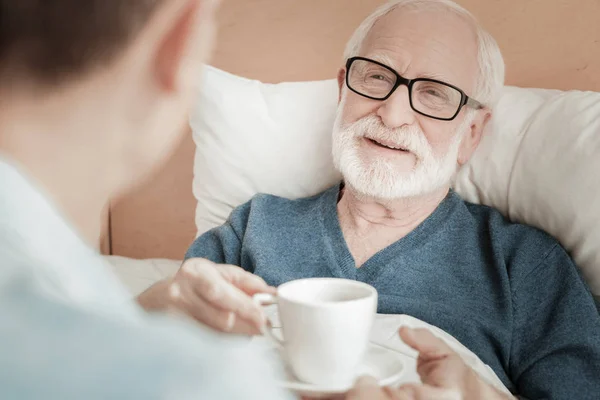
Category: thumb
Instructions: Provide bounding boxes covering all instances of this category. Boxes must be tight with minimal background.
[399,327,453,361]
[346,376,385,400]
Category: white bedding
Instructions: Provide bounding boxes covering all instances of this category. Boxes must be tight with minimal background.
[104,255,181,295]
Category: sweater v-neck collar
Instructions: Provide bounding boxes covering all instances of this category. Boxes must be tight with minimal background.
[319,183,459,281]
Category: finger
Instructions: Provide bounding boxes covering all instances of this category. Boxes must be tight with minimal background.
[415,355,461,387]
[169,280,234,331]
[397,384,461,400]
[228,314,262,335]
[346,376,387,400]
[399,327,453,361]
[219,264,277,295]
[171,282,259,334]
[399,327,457,387]
[201,278,266,328]
[179,260,266,328]
[302,397,345,400]
[393,384,418,400]
[383,386,410,400]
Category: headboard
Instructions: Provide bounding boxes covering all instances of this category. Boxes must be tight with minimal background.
[103,0,600,260]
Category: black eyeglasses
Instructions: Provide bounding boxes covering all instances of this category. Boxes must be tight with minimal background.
[345,57,484,121]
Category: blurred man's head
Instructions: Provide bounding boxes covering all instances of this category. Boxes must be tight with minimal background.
[0,0,218,196]
[332,0,505,200]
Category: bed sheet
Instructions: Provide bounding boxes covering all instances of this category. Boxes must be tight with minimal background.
[104,255,181,295]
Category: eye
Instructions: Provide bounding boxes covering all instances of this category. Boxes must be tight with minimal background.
[418,86,451,102]
[424,88,443,98]
[369,74,387,81]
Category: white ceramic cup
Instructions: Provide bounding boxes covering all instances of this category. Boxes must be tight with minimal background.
[254,278,378,387]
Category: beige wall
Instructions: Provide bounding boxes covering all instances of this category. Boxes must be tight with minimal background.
[106,0,600,259]
[211,0,600,90]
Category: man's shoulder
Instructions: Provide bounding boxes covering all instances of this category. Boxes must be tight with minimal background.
[457,196,560,262]
[459,196,569,278]
[461,197,556,246]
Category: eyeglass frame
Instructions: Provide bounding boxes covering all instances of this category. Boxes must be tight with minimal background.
[345,56,485,121]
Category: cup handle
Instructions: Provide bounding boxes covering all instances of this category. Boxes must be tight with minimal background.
[253,293,284,349]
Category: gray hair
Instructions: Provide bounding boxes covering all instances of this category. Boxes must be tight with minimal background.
[343,0,505,107]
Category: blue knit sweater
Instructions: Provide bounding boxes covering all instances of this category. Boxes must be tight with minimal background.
[186,184,600,399]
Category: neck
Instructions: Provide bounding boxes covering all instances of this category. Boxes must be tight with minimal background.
[338,183,450,234]
[0,83,120,247]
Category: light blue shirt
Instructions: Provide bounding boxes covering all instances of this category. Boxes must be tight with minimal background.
[0,158,293,400]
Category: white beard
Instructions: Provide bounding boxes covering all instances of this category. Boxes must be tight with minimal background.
[331,99,474,200]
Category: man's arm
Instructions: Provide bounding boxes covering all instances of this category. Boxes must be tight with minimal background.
[184,220,243,265]
[510,244,600,399]
[185,201,254,266]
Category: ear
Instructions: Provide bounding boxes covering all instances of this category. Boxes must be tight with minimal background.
[154,0,208,93]
[337,68,346,104]
[457,109,491,166]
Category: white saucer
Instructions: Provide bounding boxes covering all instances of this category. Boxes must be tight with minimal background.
[277,342,405,398]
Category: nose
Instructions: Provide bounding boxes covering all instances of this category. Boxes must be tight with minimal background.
[376,84,417,129]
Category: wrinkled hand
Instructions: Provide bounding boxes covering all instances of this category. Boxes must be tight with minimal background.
[345,327,514,400]
[137,258,276,335]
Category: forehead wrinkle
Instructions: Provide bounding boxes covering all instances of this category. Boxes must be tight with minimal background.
[364,43,460,85]
[368,52,400,70]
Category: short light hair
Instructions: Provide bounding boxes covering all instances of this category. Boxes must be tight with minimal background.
[343,0,505,107]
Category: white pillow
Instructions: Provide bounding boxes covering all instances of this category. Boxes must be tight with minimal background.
[452,86,561,210]
[508,91,600,299]
[190,66,341,235]
[190,65,600,301]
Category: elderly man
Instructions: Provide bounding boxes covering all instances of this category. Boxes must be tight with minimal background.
[142,0,600,399]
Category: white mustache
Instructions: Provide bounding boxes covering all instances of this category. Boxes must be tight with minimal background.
[340,115,431,159]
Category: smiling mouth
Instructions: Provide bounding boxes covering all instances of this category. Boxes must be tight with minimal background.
[366,138,409,152]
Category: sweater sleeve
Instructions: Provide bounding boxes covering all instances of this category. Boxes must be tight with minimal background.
[184,201,252,270]
[509,244,600,400]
